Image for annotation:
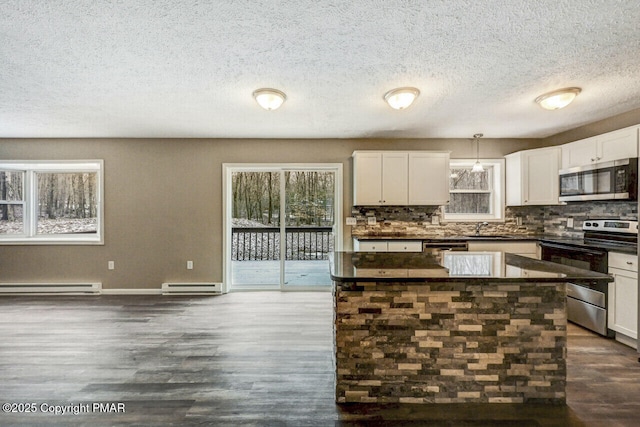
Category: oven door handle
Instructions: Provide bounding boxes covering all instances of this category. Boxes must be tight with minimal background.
[540,242,607,258]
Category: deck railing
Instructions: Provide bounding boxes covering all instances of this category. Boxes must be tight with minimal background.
[232,227,333,261]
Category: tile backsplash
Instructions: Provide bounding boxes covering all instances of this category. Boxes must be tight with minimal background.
[542,201,638,237]
[351,202,638,238]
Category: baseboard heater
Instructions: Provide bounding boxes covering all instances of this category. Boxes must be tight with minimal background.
[0,283,102,295]
[161,282,222,295]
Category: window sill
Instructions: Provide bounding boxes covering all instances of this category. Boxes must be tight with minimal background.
[0,236,104,245]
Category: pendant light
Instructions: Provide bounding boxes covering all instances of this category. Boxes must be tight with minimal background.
[472,133,484,173]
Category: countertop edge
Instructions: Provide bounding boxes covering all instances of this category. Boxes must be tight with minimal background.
[330,251,614,283]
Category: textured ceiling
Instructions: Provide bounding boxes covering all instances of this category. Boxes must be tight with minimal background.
[1,0,640,139]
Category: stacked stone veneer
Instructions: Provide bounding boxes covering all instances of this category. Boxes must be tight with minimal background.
[351,201,637,239]
[334,281,567,404]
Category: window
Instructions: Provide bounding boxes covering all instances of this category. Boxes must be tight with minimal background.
[0,161,103,244]
[443,159,504,222]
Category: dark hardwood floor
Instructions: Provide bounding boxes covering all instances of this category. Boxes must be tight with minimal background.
[0,292,638,426]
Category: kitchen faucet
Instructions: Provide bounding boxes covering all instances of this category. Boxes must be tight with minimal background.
[475,221,489,236]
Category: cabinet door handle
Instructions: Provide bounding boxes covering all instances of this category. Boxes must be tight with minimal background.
[626,261,634,265]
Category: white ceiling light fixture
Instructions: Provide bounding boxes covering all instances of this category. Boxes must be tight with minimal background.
[253,88,287,110]
[534,87,581,110]
[472,133,484,173]
[383,87,420,110]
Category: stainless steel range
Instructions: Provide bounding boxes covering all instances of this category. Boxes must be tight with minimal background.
[540,219,638,337]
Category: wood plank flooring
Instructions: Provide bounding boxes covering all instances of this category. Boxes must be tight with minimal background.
[0,292,638,426]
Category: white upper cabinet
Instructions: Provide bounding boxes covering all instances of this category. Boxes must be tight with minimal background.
[561,136,598,168]
[561,126,639,169]
[408,152,450,205]
[353,152,385,205]
[598,126,638,162]
[353,151,450,206]
[381,152,409,205]
[505,146,561,206]
[353,151,408,205]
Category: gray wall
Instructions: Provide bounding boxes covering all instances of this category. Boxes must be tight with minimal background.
[0,137,535,289]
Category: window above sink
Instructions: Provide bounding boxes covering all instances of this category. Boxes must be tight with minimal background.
[443,159,505,223]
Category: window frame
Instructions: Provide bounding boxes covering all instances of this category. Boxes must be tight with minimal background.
[443,158,505,222]
[0,160,104,245]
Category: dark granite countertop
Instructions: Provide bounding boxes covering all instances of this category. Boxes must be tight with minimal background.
[352,234,637,254]
[353,234,541,241]
[330,250,614,283]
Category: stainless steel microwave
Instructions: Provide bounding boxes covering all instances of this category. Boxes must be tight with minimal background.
[559,158,638,202]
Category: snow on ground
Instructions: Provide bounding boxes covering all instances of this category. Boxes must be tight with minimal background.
[0,218,96,234]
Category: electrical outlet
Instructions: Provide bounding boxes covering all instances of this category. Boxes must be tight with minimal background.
[108,261,115,270]
[345,217,357,226]
[367,216,377,225]
[567,217,574,229]
[187,260,193,270]
[431,215,440,225]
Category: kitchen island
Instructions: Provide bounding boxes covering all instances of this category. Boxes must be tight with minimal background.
[330,250,612,404]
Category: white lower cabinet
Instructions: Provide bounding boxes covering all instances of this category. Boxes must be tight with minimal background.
[355,239,539,256]
[354,240,422,252]
[466,241,539,259]
[387,241,423,252]
[608,252,638,348]
[354,240,388,252]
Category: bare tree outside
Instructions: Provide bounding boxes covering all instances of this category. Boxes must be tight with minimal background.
[0,170,24,233]
[0,171,98,235]
[36,172,98,234]
[445,167,492,214]
[285,171,335,227]
[231,171,335,262]
[231,171,334,227]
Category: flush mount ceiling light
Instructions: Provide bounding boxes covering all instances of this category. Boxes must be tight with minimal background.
[472,133,484,173]
[383,87,420,110]
[252,88,287,110]
[534,87,581,110]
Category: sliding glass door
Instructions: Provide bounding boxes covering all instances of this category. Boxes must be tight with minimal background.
[224,165,342,291]
[283,171,335,288]
[230,171,281,286]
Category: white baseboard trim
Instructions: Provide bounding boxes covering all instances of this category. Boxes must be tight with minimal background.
[101,289,163,295]
[615,332,638,350]
[161,282,223,295]
[0,285,223,296]
[0,282,101,295]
